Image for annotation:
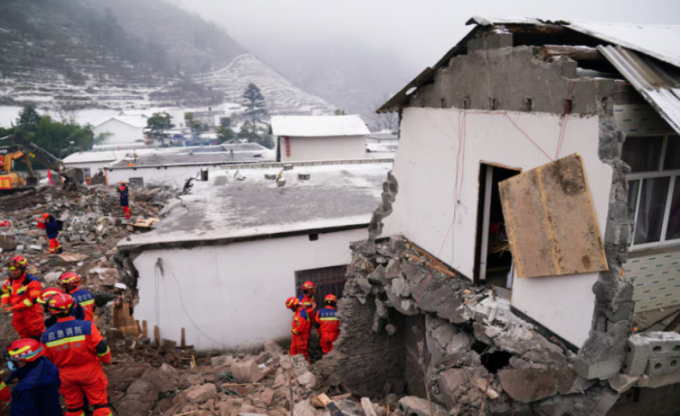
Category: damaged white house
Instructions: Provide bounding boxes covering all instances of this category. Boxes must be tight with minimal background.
[314,18,679,416]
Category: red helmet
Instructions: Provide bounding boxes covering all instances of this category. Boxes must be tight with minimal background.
[325,294,337,304]
[37,287,64,305]
[302,281,315,292]
[5,338,43,364]
[57,272,82,289]
[42,213,50,220]
[46,292,75,315]
[286,297,300,309]
[8,255,28,271]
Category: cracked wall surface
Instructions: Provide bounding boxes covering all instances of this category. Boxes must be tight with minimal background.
[316,236,624,415]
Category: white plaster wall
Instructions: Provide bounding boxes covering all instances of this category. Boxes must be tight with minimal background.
[280,136,366,162]
[94,120,145,144]
[132,228,365,351]
[106,165,224,188]
[383,107,613,347]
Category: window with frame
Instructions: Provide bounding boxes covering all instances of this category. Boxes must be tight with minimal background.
[623,134,679,250]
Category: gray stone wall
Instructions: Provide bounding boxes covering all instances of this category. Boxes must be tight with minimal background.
[316,290,407,397]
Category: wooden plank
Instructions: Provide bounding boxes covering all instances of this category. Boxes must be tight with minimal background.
[154,325,160,346]
[499,154,608,278]
[181,327,186,348]
[317,394,344,416]
[142,320,148,338]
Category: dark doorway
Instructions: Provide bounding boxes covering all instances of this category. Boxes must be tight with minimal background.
[295,265,347,302]
[474,164,521,289]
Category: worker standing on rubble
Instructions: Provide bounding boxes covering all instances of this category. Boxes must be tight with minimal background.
[1,256,45,341]
[36,213,63,254]
[42,292,113,416]
[38,287,85,328]
[0,338,62,416]
[57,272,95,321]
[117,181,131,220]
[286,297,310,362]
[315,294,340,355]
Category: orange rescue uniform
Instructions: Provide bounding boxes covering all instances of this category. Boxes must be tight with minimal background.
[41,317,112,416]
[297,293,315,334]
[315,306,340,354]
[1,274,45,339]
[290,308,310,361]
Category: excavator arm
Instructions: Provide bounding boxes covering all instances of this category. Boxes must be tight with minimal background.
[0,135,85,191]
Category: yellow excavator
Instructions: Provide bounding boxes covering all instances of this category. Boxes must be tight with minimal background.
[0,135,84,192]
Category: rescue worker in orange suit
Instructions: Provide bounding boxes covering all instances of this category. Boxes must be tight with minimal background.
[41,292,112,416]
[315,294,340,355]
[57,272,95,322]
[1,256,45,341]
[36,213,62,254]
[286,297,310,362]
[116,181,131,220]
[0,338,62,416]
[38,287,85,329]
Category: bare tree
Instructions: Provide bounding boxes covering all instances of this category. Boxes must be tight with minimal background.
[365,92,399,132]
[53,100,85,124]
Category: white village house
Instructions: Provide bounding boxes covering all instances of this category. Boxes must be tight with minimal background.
[271,115,370,162]
[117,160,392,350]
[93,115,148,145]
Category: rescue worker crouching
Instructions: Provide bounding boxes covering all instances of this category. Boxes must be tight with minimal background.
[0,338,62,416]
[36,213,63,254]
[116,181,131,220]
[315,294,340,355]
[41,292,113,416]
[57,272,96,321]
[286,297,310,362]
[1,256,45,341]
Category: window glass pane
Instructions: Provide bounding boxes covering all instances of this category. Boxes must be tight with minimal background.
[663,135,680,170]
[622,136,663,172]
[627,180,639,221]
[634,177,670,244]
[666,177,679,241]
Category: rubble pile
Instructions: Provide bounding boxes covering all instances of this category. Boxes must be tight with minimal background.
[105,339,384,416]
[316,236,623,415]
[0,184,177,340]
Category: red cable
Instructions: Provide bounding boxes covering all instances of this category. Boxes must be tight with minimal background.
[504,114,554,161]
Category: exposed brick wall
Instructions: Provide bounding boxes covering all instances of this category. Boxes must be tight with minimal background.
[317,293,406,397]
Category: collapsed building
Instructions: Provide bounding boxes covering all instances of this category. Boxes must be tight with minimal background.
[315,18,679,416]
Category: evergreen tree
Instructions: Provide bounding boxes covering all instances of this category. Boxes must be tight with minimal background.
[145,112,175,145]
[16,104,42,132]
[217,126,235,144]
[242,83,267,123]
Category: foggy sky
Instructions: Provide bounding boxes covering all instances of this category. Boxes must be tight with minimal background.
[173,0,680,69]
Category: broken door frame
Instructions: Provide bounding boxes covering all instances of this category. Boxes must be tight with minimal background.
[474,162,522,284]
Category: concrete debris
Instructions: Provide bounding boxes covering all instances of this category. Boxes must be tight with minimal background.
[233,358,268,383]
[398,396,446,416]
[607,373,639,393]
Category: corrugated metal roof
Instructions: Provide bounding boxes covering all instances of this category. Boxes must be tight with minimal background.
[270,115,370,137]
[568,21,679,67]
[598,45,679,134]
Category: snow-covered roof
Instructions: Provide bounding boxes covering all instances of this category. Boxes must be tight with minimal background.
[117,161,392,251]
[96,115,148,129]
[271,115,370,137]
[63,151,120,164]
[568,21,679,67]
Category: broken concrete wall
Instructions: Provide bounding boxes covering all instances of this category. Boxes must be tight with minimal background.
[316,283,407,397]
[382,30,638,376]
[574,116,633,380]
[318,236,626,415]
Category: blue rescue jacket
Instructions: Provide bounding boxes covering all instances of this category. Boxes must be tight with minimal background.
[6,356,62,416]
[118,186,129,207]
[43,218,60,240]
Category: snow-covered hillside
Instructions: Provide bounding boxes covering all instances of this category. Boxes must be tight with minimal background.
[195,54,335,116]
[0,0,335,117]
